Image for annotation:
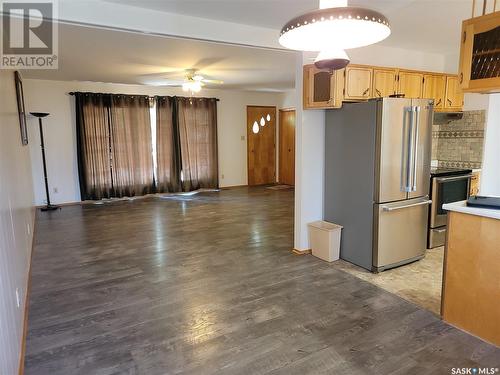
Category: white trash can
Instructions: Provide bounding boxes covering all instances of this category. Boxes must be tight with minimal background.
[308,221,343,262]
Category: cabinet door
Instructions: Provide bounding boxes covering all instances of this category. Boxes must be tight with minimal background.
[422,74,446,109]
[398,71,424,98]
[303,65,337,109]
[459,11,500,93]
[373,68,397,98]
[344,66,373,100]
[445,76,464,109]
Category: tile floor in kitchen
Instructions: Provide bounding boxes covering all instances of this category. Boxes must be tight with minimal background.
[333,247,444,316]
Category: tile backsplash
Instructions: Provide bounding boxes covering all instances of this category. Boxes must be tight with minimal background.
[432,110,485,169]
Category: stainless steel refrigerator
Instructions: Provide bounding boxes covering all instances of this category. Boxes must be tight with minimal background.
[324,98,433,272]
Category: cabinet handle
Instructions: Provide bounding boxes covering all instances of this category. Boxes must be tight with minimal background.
[447,98,452,106]
[362,88,370,96]
[375,89,382,97]
[460,73,463,84]
[435,98,442,106]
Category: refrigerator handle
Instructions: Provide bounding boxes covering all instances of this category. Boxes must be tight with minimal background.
[382,199,432,212]
[403,107,414,193]
[412,106,421,192]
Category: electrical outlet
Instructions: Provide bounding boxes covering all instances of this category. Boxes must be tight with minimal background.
[241,135,245,141]
[15,288,21,308]
[53,187,58,194]
[27,222,31,236]
[221,174,225,179]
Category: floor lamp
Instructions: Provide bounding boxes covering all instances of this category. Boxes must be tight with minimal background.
[30,112,59,211]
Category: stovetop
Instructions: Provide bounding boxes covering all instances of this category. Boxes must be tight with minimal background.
[430,167,473,177]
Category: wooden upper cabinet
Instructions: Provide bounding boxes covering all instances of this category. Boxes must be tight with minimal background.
[445,75,464,109]
[372,68,397,98]
[398,70,424,98]
[459,11,500,93]
[344,66,373,100]
[303,64,342,109]
[422,74,446,109]
[302,63,463,111]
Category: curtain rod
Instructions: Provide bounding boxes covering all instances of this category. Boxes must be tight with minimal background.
[68,92,219,101]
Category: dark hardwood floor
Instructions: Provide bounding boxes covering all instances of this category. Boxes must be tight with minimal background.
[25,187,499,374]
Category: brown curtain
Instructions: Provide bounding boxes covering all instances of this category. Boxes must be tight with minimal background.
[75,93,113,200]
[109,95,155,197]
[177,97,218,191]
[155,96,180,193]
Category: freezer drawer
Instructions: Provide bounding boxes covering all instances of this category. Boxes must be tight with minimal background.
[373,197,431,272]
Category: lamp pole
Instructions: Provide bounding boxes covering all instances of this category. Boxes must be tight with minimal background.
[30,112,59,211]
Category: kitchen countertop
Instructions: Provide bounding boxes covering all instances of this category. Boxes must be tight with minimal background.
[443,200,500,220]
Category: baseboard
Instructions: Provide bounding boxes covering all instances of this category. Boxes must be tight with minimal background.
[219,184,248,189]
[18,208,36,375]
[35,200,81,208]
[292,248,312,255]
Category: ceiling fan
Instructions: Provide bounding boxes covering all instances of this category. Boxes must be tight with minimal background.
[157,68,223,93]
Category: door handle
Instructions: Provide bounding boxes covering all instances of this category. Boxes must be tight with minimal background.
[382,199,432,212]
[412,106,420,192]
[435,174,473,183]
[403,107,414,193]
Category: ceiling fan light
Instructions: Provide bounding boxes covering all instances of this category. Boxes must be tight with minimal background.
[192,81,202,92]
[279,7,391,51]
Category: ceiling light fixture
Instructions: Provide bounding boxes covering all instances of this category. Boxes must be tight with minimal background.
[279,0,391,70]
[182,80,202,93]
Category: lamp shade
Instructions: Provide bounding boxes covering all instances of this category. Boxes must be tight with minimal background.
[279,7,391,52]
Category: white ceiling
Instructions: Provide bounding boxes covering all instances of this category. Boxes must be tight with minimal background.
[24,0,475,90]
[103,0,473,54]
[22,23,297,91]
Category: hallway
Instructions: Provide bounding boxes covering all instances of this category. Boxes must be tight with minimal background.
[25,187,499,374]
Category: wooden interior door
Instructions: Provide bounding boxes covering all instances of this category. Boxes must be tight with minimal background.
[279,109,295,186]
[247,106,276,186]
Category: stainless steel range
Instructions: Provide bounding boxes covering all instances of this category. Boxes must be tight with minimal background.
[427,168,473,248]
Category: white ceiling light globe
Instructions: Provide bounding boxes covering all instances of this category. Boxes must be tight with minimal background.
[279,6,391,52]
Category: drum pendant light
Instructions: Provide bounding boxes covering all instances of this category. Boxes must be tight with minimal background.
[279,0,391,70]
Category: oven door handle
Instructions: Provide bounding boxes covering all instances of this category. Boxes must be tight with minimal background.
[435,174,473,183]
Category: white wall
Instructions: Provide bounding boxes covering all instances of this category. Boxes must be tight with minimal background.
[23,79,286,205]
[481,94,500,196]
[293,52,326,251]
[0,71,35,375]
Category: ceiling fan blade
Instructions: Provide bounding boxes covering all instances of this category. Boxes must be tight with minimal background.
[191,57,225,70]
[202,79,224,84]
